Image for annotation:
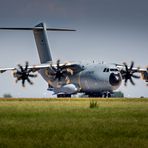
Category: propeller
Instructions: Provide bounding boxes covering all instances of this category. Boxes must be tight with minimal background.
[13,62,37,87]
[50,60,73,83]
[121,61,140,86]
[145,67,148,86]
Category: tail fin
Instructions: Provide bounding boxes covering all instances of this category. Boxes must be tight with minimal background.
[0,22,76,64]
[33,23,52,63]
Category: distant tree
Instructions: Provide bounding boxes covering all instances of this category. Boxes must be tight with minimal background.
[3,93,12,98]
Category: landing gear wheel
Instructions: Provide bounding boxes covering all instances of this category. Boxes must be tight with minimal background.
[88,93,102,98]
[103,93,107,98]
[57,94,71,98]
[107,93,111,98]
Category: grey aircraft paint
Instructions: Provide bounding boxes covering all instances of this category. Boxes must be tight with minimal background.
[33,23,122,96]
[33,23,52,63]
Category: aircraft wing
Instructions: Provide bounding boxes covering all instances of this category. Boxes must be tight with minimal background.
[116,64,147,73]
[0,62,84,74]
[0,64,48,73]
[0,62,84,87]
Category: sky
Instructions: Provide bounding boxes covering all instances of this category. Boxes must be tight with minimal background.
[0,0,147,98]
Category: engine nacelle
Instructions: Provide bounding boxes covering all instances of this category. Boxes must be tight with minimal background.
[61,84,78,94]
[141,71,148,82]
[48,84,78,95]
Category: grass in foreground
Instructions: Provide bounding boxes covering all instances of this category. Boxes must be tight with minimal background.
[0,98,148,148]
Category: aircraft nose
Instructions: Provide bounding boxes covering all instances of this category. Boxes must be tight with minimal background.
[109,73,122,86]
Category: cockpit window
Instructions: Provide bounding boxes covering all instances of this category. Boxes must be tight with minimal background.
[110,68,118,72]
[103,68,106,72]
[103,68,109,72]
[104,68,118,72]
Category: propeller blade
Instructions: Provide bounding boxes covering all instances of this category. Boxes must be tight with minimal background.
[51,65,57,72]
[16,71,23,75]
[25,61,29,71]
[124,79,128,86]
[60,62,69,70]
[123,62,129,72]
[28,74,37,78]
[18,64,24,72]
[130,61,134,70]
[22,79,25,87]
[57,59,60,69]
[27,68,33,73]
[130,77,135,85]
[132,74,140,79]
[27,78,33,85]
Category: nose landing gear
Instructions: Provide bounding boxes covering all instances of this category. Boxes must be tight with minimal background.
[102,92,111,98]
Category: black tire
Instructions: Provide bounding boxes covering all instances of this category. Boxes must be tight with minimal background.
[57,94,71,98]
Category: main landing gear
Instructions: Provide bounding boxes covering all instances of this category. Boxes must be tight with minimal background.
[87,92,111,98]
[57,94,71,98]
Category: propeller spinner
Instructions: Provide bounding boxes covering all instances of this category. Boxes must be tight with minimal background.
[50,60,73,83]
[121,61,140,86]
[13,62,37,87]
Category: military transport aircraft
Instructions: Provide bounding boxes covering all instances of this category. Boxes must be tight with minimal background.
[0,23,147,97]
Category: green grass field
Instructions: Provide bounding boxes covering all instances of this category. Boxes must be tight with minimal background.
[0,98,148,148]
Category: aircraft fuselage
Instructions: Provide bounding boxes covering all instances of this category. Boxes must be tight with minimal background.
[40,62,122,95]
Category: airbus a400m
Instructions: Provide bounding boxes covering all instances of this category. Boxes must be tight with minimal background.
[0,23,147,97]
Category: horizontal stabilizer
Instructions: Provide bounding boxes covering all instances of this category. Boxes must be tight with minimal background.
[0,27,76,31]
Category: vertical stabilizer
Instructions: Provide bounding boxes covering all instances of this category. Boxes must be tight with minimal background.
[33,23,52,63]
